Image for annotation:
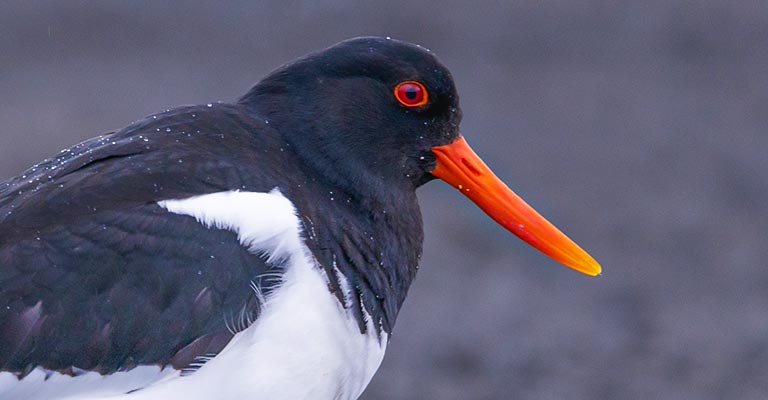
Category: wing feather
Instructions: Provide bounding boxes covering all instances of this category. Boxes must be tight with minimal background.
[0,104,290,375]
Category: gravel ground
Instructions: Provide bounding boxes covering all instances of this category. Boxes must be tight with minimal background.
[1,1,766,399]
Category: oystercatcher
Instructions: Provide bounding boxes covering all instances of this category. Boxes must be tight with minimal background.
[0,37,600,399]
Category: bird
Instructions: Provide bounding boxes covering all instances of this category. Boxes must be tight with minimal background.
[0,37,601,400]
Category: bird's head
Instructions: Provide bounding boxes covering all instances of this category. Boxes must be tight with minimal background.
[241,36,600,276]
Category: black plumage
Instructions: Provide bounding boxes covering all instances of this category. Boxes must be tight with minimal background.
[0,37,462,376]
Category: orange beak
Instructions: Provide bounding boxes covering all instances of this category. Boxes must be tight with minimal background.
[430,136,601,276]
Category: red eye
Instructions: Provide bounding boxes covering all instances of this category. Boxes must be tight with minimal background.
[394,81,428,107]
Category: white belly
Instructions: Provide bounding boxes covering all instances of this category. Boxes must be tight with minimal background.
[0,190,387,400]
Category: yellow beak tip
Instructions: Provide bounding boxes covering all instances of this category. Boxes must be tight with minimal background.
[582,262,602,277]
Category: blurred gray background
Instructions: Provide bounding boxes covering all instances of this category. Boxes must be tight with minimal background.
[1,1,767,399]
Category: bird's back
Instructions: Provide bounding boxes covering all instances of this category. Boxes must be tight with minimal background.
[0,104,292,378]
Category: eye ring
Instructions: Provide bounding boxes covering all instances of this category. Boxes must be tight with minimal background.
[394,81,428,107]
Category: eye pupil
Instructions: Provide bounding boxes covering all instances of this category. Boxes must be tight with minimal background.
[394,81,428,107]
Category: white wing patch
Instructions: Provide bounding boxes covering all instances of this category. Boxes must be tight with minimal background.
[158,189,302,263]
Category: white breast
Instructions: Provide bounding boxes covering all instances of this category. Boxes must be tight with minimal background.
[0,190,387,400]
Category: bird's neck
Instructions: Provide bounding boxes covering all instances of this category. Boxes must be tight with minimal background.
[283,168,424,336]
